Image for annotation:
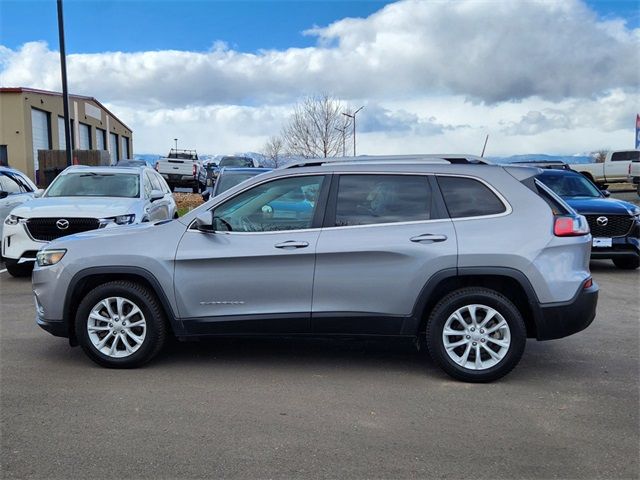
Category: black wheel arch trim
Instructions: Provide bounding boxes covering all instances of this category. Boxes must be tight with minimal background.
[63,266,185,338]
[407,266,546,337]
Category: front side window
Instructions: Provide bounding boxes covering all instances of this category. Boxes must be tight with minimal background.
[335,174,432,227]
[213,175,324,232]
[437,176,506,218]
[46,173,140,198]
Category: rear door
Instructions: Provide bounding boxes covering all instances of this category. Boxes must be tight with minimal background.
[312,173,457,334]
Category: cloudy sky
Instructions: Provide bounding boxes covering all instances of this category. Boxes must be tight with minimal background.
[1,0,639,156]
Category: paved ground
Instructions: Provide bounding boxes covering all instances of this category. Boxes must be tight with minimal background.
[1,260,638,479]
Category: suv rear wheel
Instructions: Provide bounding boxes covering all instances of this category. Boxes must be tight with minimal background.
[426,287,526,382]
[75,281,167,368]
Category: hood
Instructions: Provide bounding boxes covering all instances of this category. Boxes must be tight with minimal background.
[563,197,640,216]
[10,196,141,219]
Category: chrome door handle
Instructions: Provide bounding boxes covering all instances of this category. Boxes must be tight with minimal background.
[410,234,448,243]
[274,240,309,249]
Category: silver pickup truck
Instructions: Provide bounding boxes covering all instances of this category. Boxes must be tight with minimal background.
[155,149,199,192]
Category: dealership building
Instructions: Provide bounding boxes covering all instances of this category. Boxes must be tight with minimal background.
[0,87,133,181]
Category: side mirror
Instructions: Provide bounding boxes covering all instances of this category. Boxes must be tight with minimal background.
[150,189,164,202]
[601,189,611,197]
[0,191,8,199]
[201,191,210,202]
[33,189,44,198]
[195,211,214,233]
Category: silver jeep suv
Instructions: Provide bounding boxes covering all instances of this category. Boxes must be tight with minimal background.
[32,159,598,382]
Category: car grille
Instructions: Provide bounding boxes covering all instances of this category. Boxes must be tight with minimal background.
[585,215,633,238]
[26,217,100,242]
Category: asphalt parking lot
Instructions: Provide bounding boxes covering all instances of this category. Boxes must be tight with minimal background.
[0,260,638,479]
[1,190,639,479]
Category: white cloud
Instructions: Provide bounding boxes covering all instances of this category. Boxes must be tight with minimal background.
[1,0,638,155]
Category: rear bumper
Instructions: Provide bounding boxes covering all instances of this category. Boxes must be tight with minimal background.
[535,282,598,340]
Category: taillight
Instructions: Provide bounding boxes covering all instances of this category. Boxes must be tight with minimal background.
[193,164,197,176]
[154,162,159,171]
[554,215,590,236]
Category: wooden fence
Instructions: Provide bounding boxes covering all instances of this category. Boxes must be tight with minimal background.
[37,150,111,187]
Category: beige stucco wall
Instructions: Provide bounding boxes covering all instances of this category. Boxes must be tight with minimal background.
[0,90,133,181]
[0,92,29,175]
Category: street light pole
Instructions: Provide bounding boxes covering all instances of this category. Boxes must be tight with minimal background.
[57,0,72,168]
[174,138,178,151]
[334,126,347,157]
[342,106,364,157]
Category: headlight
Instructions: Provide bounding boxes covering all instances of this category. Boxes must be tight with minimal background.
[36,249,66,267]
[4,214,21,225]
[101,214,136,226]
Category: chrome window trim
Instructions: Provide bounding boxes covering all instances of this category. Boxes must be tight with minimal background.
[187,170,512,233]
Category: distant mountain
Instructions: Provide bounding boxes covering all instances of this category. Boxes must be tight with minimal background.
[489,154,593,164]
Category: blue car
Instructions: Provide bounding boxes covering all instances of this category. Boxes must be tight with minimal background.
[537,169,640,269]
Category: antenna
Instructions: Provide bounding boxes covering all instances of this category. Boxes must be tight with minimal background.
[481,134,489,158]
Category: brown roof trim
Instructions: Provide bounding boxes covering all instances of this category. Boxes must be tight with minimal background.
[0,87,132,132]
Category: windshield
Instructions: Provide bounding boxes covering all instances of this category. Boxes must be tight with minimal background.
[46,173,140,198]
[216,172,260,194]
[538,173,601,198]
[219,157,254,167]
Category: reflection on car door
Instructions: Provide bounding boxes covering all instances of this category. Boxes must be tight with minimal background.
[312,173,457,335]
[174,174,328,334]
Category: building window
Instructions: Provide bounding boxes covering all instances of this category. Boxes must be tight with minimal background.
[121,136,130,159]
[0,145,8,167]
[31,108,51,175]
[79,123,92,150]
[109,132,119,164]
[96,128,106,150]
[57,117,67,150]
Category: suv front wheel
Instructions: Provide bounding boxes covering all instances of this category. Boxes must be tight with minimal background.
[426,287,527,382]
[75,281,167,368]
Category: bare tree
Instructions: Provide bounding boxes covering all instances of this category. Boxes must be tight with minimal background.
[282,94,351,158]
[262,135,285,167]
[593,149,609,163]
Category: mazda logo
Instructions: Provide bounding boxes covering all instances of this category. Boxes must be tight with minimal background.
[596,216,608,227]
[56,219,70,230]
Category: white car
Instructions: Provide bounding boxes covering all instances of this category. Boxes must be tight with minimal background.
[1,166,38,241]
[2,165,177,277]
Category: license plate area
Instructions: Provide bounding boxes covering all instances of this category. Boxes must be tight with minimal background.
[592,237,612,248]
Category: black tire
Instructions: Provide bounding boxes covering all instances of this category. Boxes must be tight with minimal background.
[75,280,168,368]
[425,287,527,383]
[612,256,640,270]
[192,184,199,194]
[636,182,639,197]
[169,183,176,192]
[5,260,33,278]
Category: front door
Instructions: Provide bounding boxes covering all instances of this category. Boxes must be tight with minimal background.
[174,174,328,334]
[312,173,457,334]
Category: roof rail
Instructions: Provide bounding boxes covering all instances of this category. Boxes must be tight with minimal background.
[281,154,490,169]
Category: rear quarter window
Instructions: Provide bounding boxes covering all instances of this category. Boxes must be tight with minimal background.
[437,176,506,218]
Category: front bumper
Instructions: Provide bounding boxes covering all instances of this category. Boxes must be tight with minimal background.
[534,282,599,341]
[2,221,46,262]
[590,227,640,260]
[36,315,68,338]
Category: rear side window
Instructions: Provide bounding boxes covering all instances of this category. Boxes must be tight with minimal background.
[437,176,506,218]
[335,175,432,226]
[611,151,640,162]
